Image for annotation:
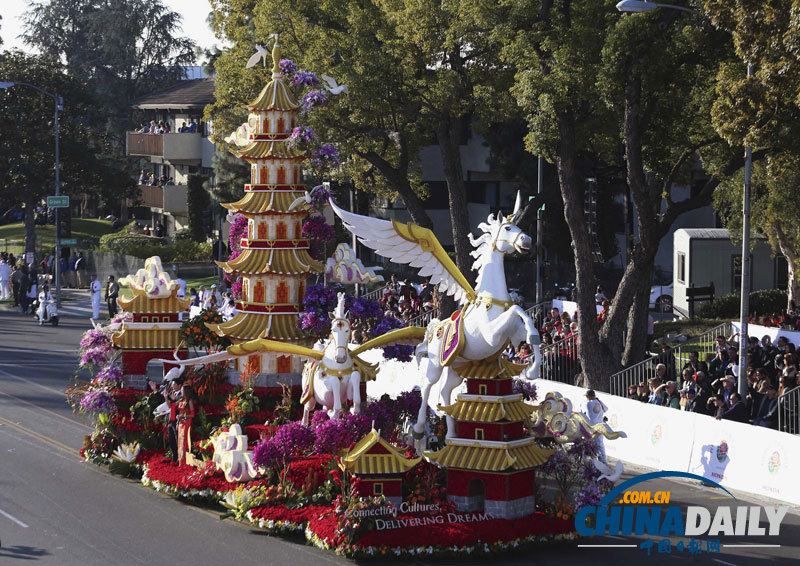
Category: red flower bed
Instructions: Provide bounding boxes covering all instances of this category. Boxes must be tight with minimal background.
[250,504,331,525]
[113,388,146,404]
[286,455,333,487]
[354,511,574,548]
[199,403,224,416]
[244,424,275,443]
[245,408,274,423]
[110,413,144,432]
[140,451,266,493]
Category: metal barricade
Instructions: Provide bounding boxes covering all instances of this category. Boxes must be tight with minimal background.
[778,386,800,435]
[525,300,553,331]
[539,332,580,384]
[408,309,438,328]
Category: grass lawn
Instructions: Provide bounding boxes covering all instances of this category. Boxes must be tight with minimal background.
[0,219,117,253]
[118,274,220,299]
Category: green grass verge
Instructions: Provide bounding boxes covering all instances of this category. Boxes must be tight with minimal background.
[0,219,117,252]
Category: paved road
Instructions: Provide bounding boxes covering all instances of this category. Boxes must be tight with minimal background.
[0,292,798,565]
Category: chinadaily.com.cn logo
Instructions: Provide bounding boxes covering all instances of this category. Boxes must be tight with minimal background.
[574,471,788,557]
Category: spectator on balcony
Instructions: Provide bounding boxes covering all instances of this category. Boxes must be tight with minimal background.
[161,120,171,133]
[164,177,174,186]
[187,119,197,133]
[781,352,797,384]
[653,363,668,384]
[178,121,187,133]
[708,348,730,379]
[138,170,148,184]
[137,122,149,133]
[762,335,779,365]
[752,384,779,428]
[155,222,165,238]
[143,225,151,236]
[726,347,739,379]
[707,394,727,418]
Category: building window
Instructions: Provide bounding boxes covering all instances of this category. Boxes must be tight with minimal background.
[248,354,261,374]
[677,252,686,284]
[253,281,265,303]
[478,384,487,395]
[732,255,753,291]
[276,281,289,303]
[259,167,269,184]
[276,222,287,239]
[141,316,149,323]
[475,429,484,441]
[258,222,268,240]
[277,117,285,133]
[276,166,286,184]
[373,483,383,496]
[277,355,292,373]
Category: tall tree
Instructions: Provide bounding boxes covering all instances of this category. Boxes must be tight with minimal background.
[0,51,133,253]
[480,1,760,389]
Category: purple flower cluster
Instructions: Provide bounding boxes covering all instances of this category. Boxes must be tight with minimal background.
[370,316,414,361]
[289,125,317,144]
[80,346,111,368]
[302,215,335,243]
[228,213,247,252]
[308,184,332,212]
[80,390,116,415]
[80,329,110,351]
[347,296,382,319]
[279,58,297,75]
[301,89,328,110]
[512,378,537,401]
[252,421,315,468]
[574,481,610,509]
[292,70,319,88]
[313,413,371,454]
[316,143,340,164]
[95,366,123,385]
[231,277,243,301]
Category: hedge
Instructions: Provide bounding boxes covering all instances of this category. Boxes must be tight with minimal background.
[698,289,788,319]
[98,222,211,261]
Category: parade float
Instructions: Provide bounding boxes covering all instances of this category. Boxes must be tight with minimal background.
[68,38,627,558]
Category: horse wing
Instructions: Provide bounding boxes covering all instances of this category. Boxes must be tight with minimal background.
[330,199,476,304]
[350,327,427,357]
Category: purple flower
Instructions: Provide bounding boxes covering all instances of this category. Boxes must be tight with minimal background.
[96,366,123,385]
[289,126,317,144]
[80,328,110,351]
[228,213,247,252]
[512,378,537,401]
[279,59,297,75]
[302,215,335,243]
[308,184,332,211]
[80,346,111,368]
[252,421,315,468]
[301,89,328,110]
[313,413,370,454]
[292,70,319,88]
[231,277,243,301]
[80,390,116,415]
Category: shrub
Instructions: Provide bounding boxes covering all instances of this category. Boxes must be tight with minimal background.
[173,228,194,241]
[698,289,787,319]
[98,221,166,253]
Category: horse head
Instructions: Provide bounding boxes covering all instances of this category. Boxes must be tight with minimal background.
[328,292,351,364]
[469,191,532,273]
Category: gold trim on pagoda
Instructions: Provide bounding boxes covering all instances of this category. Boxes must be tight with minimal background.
[247,78,300,112]
[424,439,553,472]
[207,311,303,341]
[221,190,309,215]
[231,139,305,161]
[439,394,538,423]
[117,288,190,314]
[215,248,323,275]
[113,326,185,349]
[342,429,421,475]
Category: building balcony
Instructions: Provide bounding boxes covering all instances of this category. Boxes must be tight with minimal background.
[137,184,188,214]
[126,132,202,162]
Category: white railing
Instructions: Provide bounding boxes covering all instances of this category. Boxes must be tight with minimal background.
[407,309,439,328]
[778,386,800,435]
[539,332,580,384]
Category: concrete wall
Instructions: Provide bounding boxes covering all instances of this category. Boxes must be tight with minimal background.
[84,251,145,283]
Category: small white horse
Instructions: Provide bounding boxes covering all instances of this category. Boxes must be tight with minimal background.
[300,293,362,425]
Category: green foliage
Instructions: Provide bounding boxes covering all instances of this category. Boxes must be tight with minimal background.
[99,225,211,262]
[698,289,788,319]
[187,174,211,242]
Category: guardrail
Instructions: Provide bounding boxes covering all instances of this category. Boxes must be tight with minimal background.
[407,309,438,328]
[539,332,580,384]
[359,287,385,301]
[524,300,553,330]
[778,386,800,435]
[609,322,732,397]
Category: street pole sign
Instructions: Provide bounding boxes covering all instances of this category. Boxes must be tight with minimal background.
[47,195,69,208]
[60,238,77,246]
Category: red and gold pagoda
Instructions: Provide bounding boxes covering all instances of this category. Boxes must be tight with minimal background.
[210,41,323,376]
[425,360,553,519]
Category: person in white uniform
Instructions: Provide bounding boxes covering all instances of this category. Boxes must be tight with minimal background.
[584,389,609,463]
[175,277,187,299]
[37,284,53,324]
[0,258,11,300]
[90,274,102,320]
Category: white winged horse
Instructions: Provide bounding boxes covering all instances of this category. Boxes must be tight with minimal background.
[330,194,542,446]
[161,292,425,424]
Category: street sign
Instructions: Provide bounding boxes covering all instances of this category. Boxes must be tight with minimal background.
[60,238,77,245]
[47,195,70,208]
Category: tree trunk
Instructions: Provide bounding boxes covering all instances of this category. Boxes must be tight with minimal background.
[776,223,800,310]
[622,262,655,365]
[437,115,472,278]
[554,111,620,390]
[24,193,36,257]
[361,150,433,229]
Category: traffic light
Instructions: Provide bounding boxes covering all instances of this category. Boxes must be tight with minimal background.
[57,207,72,238]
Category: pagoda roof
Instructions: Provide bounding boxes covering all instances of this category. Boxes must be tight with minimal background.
[216,248,322,276]
[230,139,304,161]
[452,355,526,379]
[439,394,538,423]
[247,77,300,112]
[117,288,190,314]
[343,429,421,475]
[221,189,309,215]
[207,311,302,341]
[112,325,184,349]
[424,438,553,472]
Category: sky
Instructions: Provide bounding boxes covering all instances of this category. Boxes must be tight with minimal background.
[1,0,219,57]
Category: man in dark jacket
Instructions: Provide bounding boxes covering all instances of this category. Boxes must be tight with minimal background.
[718,392,749,423]
[752,385,779,428]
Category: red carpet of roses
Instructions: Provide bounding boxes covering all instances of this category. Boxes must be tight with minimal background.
[249,504,330,525]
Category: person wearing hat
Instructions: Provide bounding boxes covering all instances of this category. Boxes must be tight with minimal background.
[654,380,680,409]
[583,390,609,462]
[105,275,119,317]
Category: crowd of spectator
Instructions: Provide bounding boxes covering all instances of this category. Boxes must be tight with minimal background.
[136,119,198,135]
[138,170,175,187]
[380,274,439,324]
[628,332,794,429]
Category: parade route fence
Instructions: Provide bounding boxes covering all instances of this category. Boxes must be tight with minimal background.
[535,378,800,506]
[609,322,732,396]
[778,385,800,435]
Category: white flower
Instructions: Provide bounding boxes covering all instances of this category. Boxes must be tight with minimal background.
[112,442,141,463]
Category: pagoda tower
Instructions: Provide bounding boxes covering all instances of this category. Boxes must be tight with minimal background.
[424,361,554,519]
[209,41,323,378]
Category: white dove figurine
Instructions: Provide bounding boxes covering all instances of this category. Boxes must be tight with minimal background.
[593,459,624,483]
[245,44,269,69]
[320,74,349,95]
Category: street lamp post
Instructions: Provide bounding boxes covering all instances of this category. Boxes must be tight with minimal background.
[0,81,64,306]
[615,0,753,396]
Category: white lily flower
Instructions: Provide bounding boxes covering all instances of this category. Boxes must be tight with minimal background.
[112,442,141,463]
